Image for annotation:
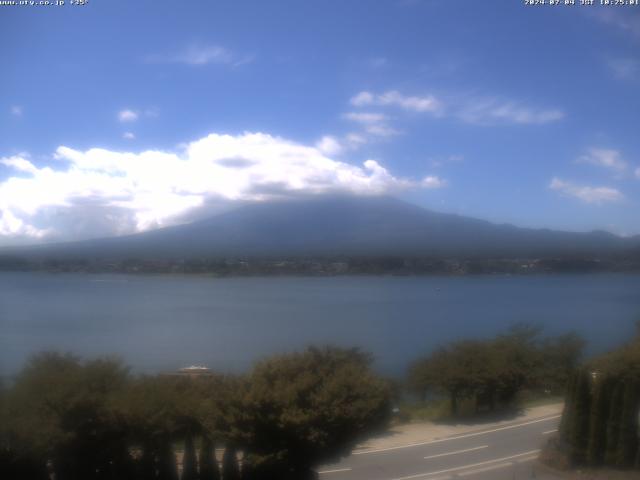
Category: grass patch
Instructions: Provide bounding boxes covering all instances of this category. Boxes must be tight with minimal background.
[517,390,565,409]
[396,398,451,423]
[395,397,481,423]
[395,392,564,425]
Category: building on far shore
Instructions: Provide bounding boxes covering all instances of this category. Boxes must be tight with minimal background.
[162,365,214,378]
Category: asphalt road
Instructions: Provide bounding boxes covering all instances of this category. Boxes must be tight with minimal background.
[318,414,563,480]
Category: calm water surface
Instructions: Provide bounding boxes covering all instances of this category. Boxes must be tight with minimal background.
[1,272,639,377]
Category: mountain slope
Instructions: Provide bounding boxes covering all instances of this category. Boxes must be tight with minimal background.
[3,195,638,259]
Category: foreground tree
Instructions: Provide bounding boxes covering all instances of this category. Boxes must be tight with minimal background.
[408,340,497,415]
[569,370,591,464]
[604,381,625,466]
[2,347,391,480]
[409,325,584,417]
[616,379,639,467]
[181,435,198,480]
[3,352,131,480]
[234,346,391,479]
[538,332,586,395]
[199,435,220,480]
[551,331,640,471]
[222,446,240,480]
[586,375,611,466]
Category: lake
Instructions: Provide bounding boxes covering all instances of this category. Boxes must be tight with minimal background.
[1,272,639,378]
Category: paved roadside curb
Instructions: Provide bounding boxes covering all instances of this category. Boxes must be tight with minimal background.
[533,459,640,479]
[353,403,564,455]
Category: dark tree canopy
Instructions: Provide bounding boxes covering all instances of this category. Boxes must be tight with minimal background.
[556,333,640,470]
[408,325,585,416]
[3,352,131,480]
[0,347,392,480]
[234,346,392,478]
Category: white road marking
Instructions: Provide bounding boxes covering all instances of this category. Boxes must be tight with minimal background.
[318,467,353,474]
[354,415,560,455]
[423,445,488,460]
[389,449,540,480]
[516,455,539,463]
[542,429,558,435]
[457,461,512,476]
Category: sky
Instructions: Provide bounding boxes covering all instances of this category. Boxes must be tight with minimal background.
[0,0,639,246]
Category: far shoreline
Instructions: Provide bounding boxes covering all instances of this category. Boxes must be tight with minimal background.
[2,254,640,277]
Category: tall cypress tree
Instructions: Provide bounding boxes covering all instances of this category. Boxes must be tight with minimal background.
[560,373,578,444]
[199,436,220,480]
[222,446,240,480]
[616,380,639,467]
[240,453,256,480]
[586,375,610,466]
[635,431,640,469]
[182,435,198,480]
[570,369,591,465]
[136,442,157,480]
[157,440,179,480]
[605,381,625,465]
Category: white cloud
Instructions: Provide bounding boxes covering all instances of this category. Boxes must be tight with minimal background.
[1,156,39,175]
[379,91,442,113]
[363,123,400,137]
[577,148,628,173]
[316,133,368,153]
[315,136,343,155]
[342,112,388,124]
[118,109,138,123]
[350,90,563,126]
[231,54,256,68]
[10,105,23,116]
[146,44,252,67]
[429,154,464,168]
[607,58,640,80]
[350,91,374,107]
[0,209,50,240]
[458,99,564,125]
[122,132,136,140]
[422,176,446,189]
[343,111,399,140]
[590,9,640,39]
[345,133,367,148]
[0,132,444,243]
[636,167,640,179]
[351,90,442,113]
[176,45,232,65]
[549,177,623,205]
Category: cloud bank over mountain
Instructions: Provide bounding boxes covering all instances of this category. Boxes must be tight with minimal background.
[0,132,444,245]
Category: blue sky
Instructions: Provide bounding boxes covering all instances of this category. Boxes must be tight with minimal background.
[1,0,639,245]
